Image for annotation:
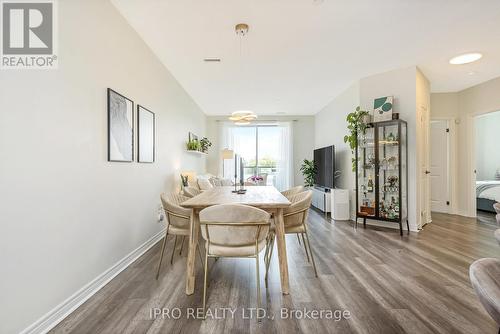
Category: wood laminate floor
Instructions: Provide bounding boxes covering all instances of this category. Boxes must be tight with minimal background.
[51,210,500,334]
[477,210,498,227]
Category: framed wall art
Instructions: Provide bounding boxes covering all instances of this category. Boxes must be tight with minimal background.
[137,105,155,163]
[108,88,134,162]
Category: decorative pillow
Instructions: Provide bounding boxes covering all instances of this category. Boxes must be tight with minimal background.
[198,178,213,190]
[220,178,233,186]
[209,177,222,187]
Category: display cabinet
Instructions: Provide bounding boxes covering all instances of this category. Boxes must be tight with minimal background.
[355,119,409,235]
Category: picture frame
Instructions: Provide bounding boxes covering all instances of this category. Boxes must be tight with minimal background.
[188,132,198,142]
[373,96,394,122]
[107,88,134,162]
[137,105,155,163]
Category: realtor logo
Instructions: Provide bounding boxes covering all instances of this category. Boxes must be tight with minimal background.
[1,0,57,69]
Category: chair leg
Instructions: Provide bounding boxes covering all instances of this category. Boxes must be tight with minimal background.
[301,233,310,262]
[202,246,209,319]
[297,233,301,245]
[265,234,275,284]
[263,239,269,264]
[156,233,168,280]
[304,230,318,277]
[197,244,205,267]
[255,252,261,320]
[179,236,185,255]
[170,235,178,265]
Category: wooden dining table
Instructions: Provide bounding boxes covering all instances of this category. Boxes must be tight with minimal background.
[181,186,292,295]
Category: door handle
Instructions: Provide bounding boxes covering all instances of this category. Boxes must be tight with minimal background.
[425,170,431,174]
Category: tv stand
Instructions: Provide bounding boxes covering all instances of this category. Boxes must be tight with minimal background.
[312,187,331,214]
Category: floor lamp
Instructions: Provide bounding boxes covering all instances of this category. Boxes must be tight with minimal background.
[221,149,234,178]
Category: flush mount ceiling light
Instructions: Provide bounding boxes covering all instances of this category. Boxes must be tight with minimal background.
[229,111,257,125]
[449,53,482,65]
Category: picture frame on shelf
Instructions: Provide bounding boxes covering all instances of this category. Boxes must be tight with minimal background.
[188,132,198,142]
[107,88,134,162]
[373,96,393,122]
[137,105,155,163]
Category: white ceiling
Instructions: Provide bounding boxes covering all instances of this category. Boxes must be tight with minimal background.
[112,0,500,115]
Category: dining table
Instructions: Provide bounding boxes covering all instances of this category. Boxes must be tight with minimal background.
[180,186,292,295]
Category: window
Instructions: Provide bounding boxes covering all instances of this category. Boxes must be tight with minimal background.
[221,122,292,191]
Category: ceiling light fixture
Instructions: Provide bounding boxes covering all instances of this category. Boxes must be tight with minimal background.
[449,53,482,65]
[229,111,257,125]
[229,23,257,125]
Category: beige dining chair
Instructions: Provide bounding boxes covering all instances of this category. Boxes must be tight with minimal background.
[280,185,304,199]
[199,204,271,319]
[157,193,204,279]
[280,185,305,245]
[265,190,317,283]
[183,186,202,198]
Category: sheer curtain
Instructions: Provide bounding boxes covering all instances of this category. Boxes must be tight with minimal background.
[218,121,293,191]
[275,122,293,191]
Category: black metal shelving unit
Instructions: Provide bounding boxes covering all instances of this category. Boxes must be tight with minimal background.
[355,119,409,235]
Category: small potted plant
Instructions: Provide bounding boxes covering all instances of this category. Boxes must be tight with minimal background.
[200,137,212,153]
[187,139,200,151]
[300,159,316,188]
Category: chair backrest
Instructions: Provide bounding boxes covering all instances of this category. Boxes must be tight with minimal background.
[160,193,191,229]
[281,185,305,199]
[199,204,270,247]
[184,186,202,198]
[284,190,313,227]
[493,202,500,214]
[258,173,268,185]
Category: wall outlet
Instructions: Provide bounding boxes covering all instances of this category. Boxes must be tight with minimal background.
[157,204,165,223]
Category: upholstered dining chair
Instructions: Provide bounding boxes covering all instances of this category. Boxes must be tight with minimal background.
[183,186,202,198]
[265,190,317,284]
[494,203,500,224]
[469,258,500,333]
[280,185,304,199]
[157,193,204,279]
[199,204,271,319]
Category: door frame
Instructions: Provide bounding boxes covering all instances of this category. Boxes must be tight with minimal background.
[468,109,500,217]
[429,118,455,214]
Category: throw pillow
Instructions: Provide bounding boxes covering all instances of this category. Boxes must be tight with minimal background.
[198,178,213,191]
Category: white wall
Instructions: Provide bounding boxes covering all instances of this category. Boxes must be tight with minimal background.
[475,111,500,180]
[0,1,206,333]
[359,67,423,231]
[431,76,500,216]
[205,116,315,187]
[314,67,426,231]
[314,82,360,216]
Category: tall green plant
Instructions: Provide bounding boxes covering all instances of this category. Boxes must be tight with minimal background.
[300,159,316,187]
[343,107,369,171]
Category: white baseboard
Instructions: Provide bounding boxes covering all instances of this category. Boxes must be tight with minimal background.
[20,229,165,334]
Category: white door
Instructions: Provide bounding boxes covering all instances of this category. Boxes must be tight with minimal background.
[418,105,431,227]
[430,120,449,213]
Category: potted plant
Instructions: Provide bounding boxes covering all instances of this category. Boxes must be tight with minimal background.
[344,106,370,171]
[300,159,316,187]
[200,137,212,153]
[187,139,200,151]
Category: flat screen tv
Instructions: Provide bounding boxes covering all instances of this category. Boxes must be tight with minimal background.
[314,145,335,189]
